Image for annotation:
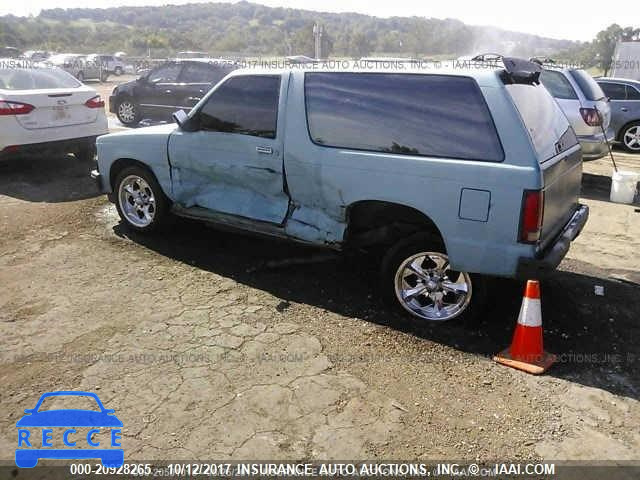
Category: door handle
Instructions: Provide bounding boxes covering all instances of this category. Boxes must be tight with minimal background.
[256,146,273,154]
[621,107,629,112]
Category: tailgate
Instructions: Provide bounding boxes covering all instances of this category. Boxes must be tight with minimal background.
[505,82,583,249]
[539,141,582,249]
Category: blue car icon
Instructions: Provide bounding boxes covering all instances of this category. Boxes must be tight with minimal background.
[16,391,123,468]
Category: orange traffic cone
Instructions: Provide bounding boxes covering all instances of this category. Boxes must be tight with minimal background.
[493,280,556,374]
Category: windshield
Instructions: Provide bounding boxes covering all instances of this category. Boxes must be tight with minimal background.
[570,69,606,101]
[0,67,81,89]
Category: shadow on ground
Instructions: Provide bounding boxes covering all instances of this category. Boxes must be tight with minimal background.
[0,153,99,203]
[114,216,640,402]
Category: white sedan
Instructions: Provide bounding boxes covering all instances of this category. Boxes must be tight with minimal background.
[0,59,108,161]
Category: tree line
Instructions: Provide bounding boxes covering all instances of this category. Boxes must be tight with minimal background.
[1,1,575,58]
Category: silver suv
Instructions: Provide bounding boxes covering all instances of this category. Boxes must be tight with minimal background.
[538,66,613,160]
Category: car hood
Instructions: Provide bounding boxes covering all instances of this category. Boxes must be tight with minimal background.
[97,123,177,144]
[16,410,123,427]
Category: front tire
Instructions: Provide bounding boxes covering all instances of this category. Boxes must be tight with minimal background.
[114,166,170,233]
[116,98,141,126]
[621,122,640,153]
[76,71,84,82]
[380,232,486,323]
[114,66,123,76]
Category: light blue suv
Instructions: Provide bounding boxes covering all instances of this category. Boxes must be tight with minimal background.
[92,58,588,322]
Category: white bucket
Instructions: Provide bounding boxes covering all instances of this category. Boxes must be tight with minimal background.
[610,170,640,204]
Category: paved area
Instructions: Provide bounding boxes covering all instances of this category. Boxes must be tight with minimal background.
[0,143,639,461]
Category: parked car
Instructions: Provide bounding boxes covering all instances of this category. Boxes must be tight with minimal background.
[0,60,108,161]
[109,59,237,125]
[21,50,51,62]
[89,54,126,76]
[1,46,21,58]
[93,58,588,322]
[538,66,614,160]
[46,54,107,82]
[176,51,210,59]
[596,77,640,152]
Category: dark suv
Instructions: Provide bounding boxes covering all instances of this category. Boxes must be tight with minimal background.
[109,59,237,126]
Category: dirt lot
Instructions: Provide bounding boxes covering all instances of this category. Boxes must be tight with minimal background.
[1,109,639,464]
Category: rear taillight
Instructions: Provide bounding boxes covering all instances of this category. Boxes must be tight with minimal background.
[519,190,544,243]
[85,95,105,108]
[580,107,602,127]
[0,101,35,116]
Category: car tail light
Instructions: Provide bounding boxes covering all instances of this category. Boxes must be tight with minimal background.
[85,95,105,108]
[519,190,544,243]
[580,107,602,127]
[0,101,35,116]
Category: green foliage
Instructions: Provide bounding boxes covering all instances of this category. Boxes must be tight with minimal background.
[1,1,577,58]
[556,24,640,74]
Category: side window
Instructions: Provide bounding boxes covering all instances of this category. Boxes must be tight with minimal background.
[599,82,626,100]
[180,63,217,83]
[199,75,280,138]
[539,70,578,100]
[148,63,182,83]
[304,73,503,161]
[626,85,640,100]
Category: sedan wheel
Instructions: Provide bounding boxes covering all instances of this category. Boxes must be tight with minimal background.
[622,124,640,152]
[394,251,472,321]
[117,100,139,125]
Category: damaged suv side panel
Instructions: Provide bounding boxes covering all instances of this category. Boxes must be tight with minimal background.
[94,60,588,322]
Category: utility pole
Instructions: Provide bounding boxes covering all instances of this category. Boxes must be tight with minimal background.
[313,23,324,59]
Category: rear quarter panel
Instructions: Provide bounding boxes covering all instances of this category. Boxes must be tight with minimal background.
[283,71,540,277]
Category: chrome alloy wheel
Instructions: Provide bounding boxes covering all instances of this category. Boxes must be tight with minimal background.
[394,251,472,321]
[117,101,136,124]
[623,125,640,151]
[118,175,156,227]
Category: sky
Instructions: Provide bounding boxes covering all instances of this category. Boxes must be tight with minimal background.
[0,0,636,42]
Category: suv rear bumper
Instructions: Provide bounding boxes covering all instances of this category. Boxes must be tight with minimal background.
[579,128,615,160]
[516,204,589,278]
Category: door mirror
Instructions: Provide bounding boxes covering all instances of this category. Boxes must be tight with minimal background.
[173,110,197,131]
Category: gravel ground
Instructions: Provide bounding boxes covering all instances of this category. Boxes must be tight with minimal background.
[0,117,639,464]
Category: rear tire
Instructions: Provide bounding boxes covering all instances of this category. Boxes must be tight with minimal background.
[620,122,640,153]
[116,98,141,126]
[380,232,487,323]
[114,165,170,233]
[114,66,123,76]
[76,71,84,82]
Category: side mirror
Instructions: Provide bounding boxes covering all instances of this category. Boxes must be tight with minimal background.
[173,110,197,131]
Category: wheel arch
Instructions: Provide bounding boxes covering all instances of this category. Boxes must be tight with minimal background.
[343,200,447,251]
[109,158,156,191]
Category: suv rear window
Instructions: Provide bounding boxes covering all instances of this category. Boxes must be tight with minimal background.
[569,70,605,101]
[540,70,578,100]
[506,83,577,162]
[304,72,504,161]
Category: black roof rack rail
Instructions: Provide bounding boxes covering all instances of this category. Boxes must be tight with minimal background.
[501,57,542,85]
[529,56,556,66]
